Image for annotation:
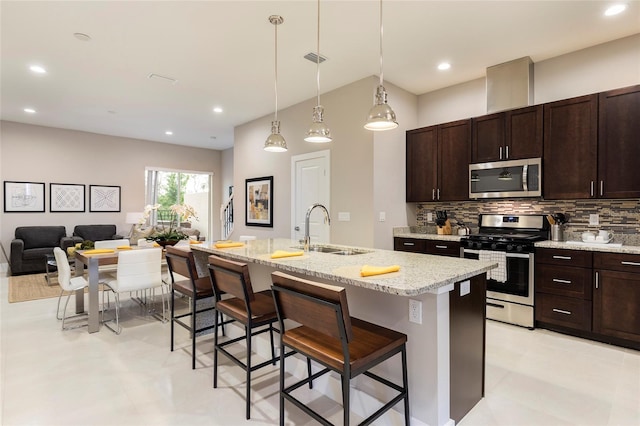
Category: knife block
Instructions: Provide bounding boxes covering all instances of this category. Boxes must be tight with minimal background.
[437,219,452,235]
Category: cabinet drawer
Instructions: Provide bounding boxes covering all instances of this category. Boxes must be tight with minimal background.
[535,264,592,300]
[394,238,426,253]
[594,252,640,273]
[426,240,461,258]
[536,248,592,267]
[535,293,592,331]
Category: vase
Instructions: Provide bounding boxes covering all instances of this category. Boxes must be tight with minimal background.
[154,240,180,247]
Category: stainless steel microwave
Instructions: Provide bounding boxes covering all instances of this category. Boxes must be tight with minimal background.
[469,158,542,199]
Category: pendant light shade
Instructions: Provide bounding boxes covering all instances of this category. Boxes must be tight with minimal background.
[264,15,287,152]
[305,0,332,143]
[365,0,398,131]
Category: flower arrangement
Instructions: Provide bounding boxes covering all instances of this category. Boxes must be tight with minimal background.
[140,203,198,244]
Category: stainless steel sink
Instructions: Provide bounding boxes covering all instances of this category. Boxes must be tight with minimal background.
[292,245,371,255]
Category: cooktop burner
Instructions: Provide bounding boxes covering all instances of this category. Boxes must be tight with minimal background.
[461,214,549,252]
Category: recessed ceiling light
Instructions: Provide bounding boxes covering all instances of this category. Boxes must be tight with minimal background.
[210,136,217,140]
[213,107,223,113]
[438,62,451,71]
[29,65,46,74]
[165,131,173,135]
[604,4,627,16]
[24,108,36,114]
[73,32,92,41]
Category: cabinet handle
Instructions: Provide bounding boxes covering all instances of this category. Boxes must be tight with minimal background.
[621,261,640,266]
[600,180,604,196]
[499,146,503,160]
[432,189,435,201]
[595,271,599,289]
[552,278,572,284]
[505,145,509,159]
[590,181,594,197]
[403,242,415,246]
[435,245,448,249]
[552,308,572,315]
[437,188,440,200]
[552,255,572,260]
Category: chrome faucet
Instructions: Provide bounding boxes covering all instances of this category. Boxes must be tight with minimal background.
[304,203,331,251]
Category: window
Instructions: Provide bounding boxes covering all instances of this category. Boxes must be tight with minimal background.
[145,168,212,239]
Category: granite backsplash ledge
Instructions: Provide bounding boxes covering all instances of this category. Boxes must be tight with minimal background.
[414,199,640,236]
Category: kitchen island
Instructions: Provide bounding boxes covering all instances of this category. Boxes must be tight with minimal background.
[191,238,496,426]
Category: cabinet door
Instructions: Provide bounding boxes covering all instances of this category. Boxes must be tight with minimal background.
[593,269,640,343]
[406,127,438,202]
[471,112,504,163]
[438,119,471,201]
[543,94,598,199]
[598,85,640,199]
[505,105,543,160]
[426,240,461,258]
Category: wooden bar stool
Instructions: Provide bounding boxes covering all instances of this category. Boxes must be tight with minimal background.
[207,255,279,420]
[165,246,217,369]
[271,271,410,426]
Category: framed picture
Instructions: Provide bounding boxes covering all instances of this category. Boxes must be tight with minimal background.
[245,176,273,227]
[50,183,85,212]
[89,185,121,212]
[3,181,45,212]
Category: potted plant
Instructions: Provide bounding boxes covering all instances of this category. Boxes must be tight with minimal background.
[140,203,198,246]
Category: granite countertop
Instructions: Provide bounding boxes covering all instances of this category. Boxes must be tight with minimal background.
[191,238,495,296]
[393,227,464,242]
[535,240,640,255]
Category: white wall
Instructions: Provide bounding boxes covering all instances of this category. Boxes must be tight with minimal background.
[220,147,234,202]
[233,76,418,248]
[0,121,222,250]
[418,34,640,126]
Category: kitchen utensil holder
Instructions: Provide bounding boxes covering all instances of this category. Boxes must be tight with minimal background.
[551,224,563,242]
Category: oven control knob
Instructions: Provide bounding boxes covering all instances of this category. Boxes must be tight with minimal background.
[466,240,474,249]
[474,242,483,250]
[516,245,524,252]
[506,244,514,251]
[491,243,498,250]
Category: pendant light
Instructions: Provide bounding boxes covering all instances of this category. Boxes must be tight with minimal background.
[304,0,332,143]
[364,0,398,131]
[264,15,287,152]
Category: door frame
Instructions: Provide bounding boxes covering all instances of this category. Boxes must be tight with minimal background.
[290,150,331,241]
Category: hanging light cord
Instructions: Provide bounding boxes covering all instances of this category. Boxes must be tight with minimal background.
[274,20,279,122]
[315,0,321,106]
[378,0,384,87]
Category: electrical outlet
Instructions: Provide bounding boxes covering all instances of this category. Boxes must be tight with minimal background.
[427,212,433,222]
[409,299,422,324]
[589,214,599,226]
[379,211,386,222]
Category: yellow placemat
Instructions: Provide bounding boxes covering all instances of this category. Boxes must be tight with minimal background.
[332,265,401,279]
[82,249,115,255]
[271,250,304,259]
[117,246,132,250]
[214,242,245,249]
[360,264,401,277]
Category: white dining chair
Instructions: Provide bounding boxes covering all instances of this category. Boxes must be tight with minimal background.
[94,238,130,249]
[53,247,90,331]
[101,248,166,334]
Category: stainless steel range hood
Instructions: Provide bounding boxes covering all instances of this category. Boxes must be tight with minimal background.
[486,56,533,113]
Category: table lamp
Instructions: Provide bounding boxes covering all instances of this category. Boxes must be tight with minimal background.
[125,212,144,237]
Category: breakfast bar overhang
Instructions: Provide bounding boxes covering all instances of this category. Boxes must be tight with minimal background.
[191,239,496,426]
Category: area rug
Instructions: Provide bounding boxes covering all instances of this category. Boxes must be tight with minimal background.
[8,273,64,303]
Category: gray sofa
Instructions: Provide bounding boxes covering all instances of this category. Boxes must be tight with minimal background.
[10,226,67,276]
[60,224,122,251]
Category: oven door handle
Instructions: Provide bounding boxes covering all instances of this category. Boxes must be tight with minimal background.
[463,249,530,259]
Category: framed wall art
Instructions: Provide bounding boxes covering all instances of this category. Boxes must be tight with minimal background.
[3,181,45,213]
[89,185,121,212]
[245,176,273,227]
[50,183,85,212]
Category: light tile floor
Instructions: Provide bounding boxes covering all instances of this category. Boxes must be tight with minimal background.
[1,270,639,425]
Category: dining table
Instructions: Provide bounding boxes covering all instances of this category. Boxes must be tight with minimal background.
[74,249,119,333]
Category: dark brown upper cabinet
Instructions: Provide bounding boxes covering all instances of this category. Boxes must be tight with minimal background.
[472,105,543,163]
[406,119,471,202]
[543,94,598,199]
[597,85,640,199]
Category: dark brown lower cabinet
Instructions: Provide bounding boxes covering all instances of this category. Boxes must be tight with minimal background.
[450,274,486,424]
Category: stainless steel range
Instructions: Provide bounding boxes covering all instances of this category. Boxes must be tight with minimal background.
[460,214,549,328]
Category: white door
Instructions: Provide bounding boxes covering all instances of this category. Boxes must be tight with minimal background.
[291,150,330,244]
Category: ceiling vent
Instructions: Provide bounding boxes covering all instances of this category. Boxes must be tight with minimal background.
[304,52,327,64]
[147,73,178,85]
[486,56,533,113]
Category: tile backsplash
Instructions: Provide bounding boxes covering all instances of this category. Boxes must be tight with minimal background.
[416,199,640,237]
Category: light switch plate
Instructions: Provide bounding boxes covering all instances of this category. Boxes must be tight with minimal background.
[379,212,386,222]
[338,212,350,221]
[589,214,599,226]
[427,212,433,222]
